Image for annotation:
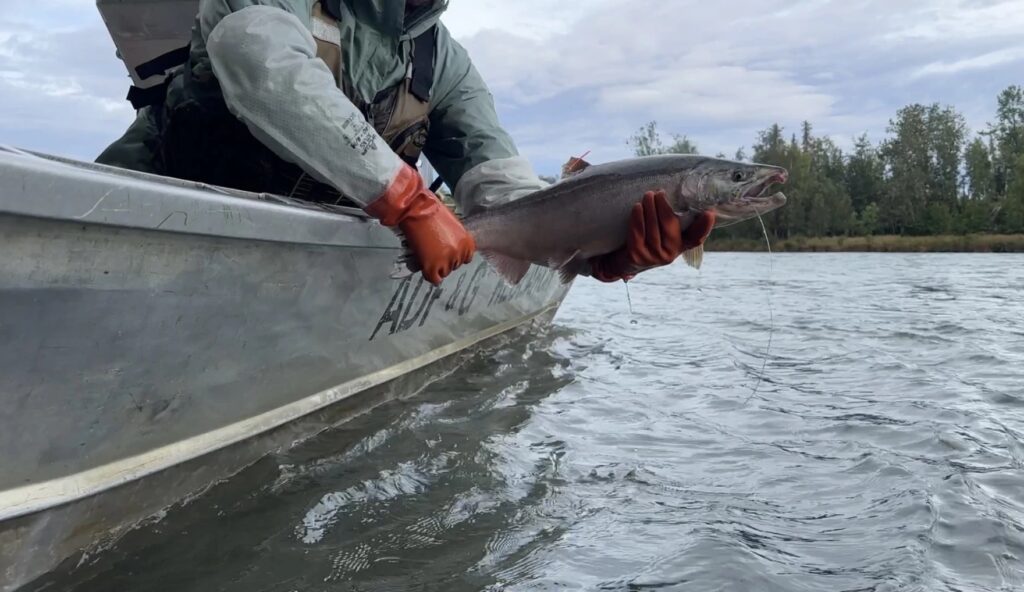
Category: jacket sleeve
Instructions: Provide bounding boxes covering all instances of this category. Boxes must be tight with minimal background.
[199,1,403,206]
[424,28,546,215]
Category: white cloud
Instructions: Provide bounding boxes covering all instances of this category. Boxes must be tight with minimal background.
[450,0,1023,170]
[597,66,836,124]
[0,0,1021,172]
[443,0,615,40]
[0,9,135,158]
[912,47,1024,79]
[884,0,1024,42]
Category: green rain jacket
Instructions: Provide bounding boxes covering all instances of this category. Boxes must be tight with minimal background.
[97,0,544,213]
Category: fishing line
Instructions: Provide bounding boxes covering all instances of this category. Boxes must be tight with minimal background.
[744,209,774,404]
[624,281,637,323]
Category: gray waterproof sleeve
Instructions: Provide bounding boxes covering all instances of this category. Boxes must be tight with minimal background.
[204,5,403,206]
[452,157,548,215]
[426,29,546,213]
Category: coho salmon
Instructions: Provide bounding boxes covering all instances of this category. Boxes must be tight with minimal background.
[403,154,788,285]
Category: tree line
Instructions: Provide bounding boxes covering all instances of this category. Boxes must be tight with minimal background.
[627,85,1024,239]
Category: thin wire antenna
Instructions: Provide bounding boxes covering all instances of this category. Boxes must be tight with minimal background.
[568,150,592,170]
[745,210,774,404]
[564,150,593,178]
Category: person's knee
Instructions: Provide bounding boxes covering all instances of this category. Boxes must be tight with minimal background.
[95,108,160,173]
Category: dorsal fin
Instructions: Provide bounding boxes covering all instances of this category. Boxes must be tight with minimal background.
[561,151,592,178]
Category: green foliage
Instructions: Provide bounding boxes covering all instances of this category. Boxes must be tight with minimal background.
[846,134,885,213]
[628,121,698,156]
[877,103,966,234]
[923,203,953,235]
[629,121,662,157]
[998,154,1024,233]
[990,85,1024,195]
[956,198,994,234]
[964,138,994,200]
[854,203,881,235]
[627,85,1024,239]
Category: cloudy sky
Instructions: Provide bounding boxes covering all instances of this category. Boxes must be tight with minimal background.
[1,0,1022,177]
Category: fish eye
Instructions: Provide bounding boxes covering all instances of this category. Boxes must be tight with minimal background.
[731,171,745,182]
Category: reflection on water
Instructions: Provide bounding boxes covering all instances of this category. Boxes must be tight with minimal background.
[27,254,1024,592]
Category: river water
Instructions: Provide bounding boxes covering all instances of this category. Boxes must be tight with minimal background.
[28,254,1024,591]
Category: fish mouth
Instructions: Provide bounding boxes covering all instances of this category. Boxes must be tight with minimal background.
[714,170,788,226]
[741,170,788,199]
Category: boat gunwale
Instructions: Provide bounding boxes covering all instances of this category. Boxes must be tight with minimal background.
[0,147,397,250]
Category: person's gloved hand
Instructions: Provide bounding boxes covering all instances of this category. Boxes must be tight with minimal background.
[590,190,715,283]
[366,164,475,285]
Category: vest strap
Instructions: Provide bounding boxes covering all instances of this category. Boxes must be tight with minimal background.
[125,44,191,109]
[410,28,436,102]
[135,45,191,80]
[127,81,170,110]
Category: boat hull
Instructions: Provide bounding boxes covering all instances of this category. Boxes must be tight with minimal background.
[0,148,570,590]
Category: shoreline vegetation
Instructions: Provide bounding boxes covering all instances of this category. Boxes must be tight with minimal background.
[616,85,1024,246]
[706,233,1024,253]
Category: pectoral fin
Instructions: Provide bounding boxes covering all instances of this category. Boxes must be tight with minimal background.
[547,250,585,284]
[481,250,532,285]
[673,210,704,270]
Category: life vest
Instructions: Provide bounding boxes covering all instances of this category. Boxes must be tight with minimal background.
[311,1,436,168]
[97,0,199,109]
[98,0,436,202]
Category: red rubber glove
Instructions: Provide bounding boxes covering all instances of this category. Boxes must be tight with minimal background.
[366,164,475,285]
[591,190,716,283]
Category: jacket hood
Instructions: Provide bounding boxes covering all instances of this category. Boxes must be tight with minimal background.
[331,0,448,38]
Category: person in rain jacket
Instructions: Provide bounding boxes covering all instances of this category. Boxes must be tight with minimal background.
[97,0,714,285]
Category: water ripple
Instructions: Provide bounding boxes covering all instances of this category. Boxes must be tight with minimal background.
[26,254,1024,592]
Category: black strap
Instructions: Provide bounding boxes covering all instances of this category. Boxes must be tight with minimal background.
[410,28,436,102]
[429,176,444,193]
[125,44,190,109]
[127,82,170,110]
[134,45,191,80]
[322,0,343,19]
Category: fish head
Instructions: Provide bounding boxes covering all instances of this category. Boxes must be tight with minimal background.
[679,159,788,226]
